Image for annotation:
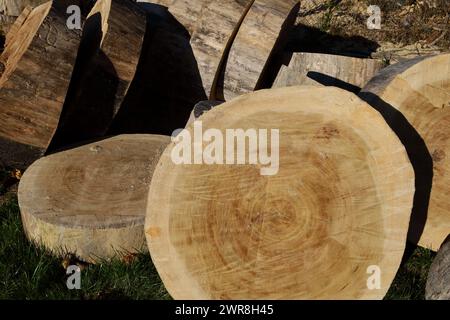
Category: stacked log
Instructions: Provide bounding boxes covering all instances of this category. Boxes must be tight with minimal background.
[0,1,90,169]
[360,54,450,251]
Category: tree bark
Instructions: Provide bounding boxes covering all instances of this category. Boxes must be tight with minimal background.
[145,86,415,300]
[426,235,450,300]
[18,134,170,263]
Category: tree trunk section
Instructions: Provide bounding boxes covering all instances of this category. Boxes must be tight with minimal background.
[360,53,450,251]
[18,134,170,263]
[145,86,415,299]
[0,0,92,169]
[50,0,147,149]
[190,0,253,99]
[216,0,300,101]
[273,52,383,93]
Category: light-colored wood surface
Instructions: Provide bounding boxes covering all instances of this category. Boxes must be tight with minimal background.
[0,0,46,16]
[150,0,207,35]
[19,134,170,263]
[51,0,147,147]
[146,86,415,300]
[360,54,450,251]
[426,235,450,300]
[273,52,384,90]
[190,0,253,98]
[4,5,32,47]
[0,1,86,168]
[218,0,300,101]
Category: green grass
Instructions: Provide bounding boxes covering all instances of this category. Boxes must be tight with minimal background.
[0,193,170,300]
[0,191,435,300]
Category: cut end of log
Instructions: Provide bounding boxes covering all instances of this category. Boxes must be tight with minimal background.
[18,134,170,263]
[0,1,51,87]
[146,86,415,300]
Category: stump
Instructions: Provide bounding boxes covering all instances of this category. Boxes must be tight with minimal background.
[216,0,300,101]
[50,0,147,148]
[0,0,93,169]
[18,134,170,263]
[360,53,450,251]
[273,52,384,92]
[145,86,415,300]
[426,235,450,300]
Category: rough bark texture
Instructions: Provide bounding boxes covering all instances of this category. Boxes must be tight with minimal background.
[0,1,87,169]
[50,0,147,149]
[217,0,300,101]
[360,54,450,251]
[146,87,415,300]
[273,52,384,93]
[426,235,450,300]
[18,134,170,263]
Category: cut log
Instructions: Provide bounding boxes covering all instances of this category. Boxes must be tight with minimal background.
[426,235,450,300]
[0,0,47,16]
[0,0,93,169]
[145,86,415,299]
[50,0,147,148]
[186,100,222,126]
[360,54,450,251]
[273,52,384,92]
[216,0,300,101]
[18,134,170,263]
[150,0,207,35]
[190,0,253,98]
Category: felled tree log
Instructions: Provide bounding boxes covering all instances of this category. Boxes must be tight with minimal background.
[190,0,253,98]
[0,0,93,169]
[145,86,415,300]
[50,0,147,148]
[273,52,384,93]
[360,53,450,251]
[18,134,170,263]
[426,235,450,300]
[216,0,300,101]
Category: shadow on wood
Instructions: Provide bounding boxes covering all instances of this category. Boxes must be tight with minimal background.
[109,3,207,136]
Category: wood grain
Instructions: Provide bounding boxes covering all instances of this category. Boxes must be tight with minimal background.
[360,54,450,251]
[190,0,253,98]
[217,0,300,100]
[146,86,415,300]
[50,0,147,148]
[0,0,47,16]
[0,1,86,168]
[18,134,170,263]
[273,52,383,91]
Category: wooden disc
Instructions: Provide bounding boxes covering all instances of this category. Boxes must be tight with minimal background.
[190,0,253,98]
[145,86,415,299]
[273,52,383,92]
[360,54,450,251]
[19,134,170,263]
[218,0,300,101]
